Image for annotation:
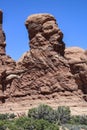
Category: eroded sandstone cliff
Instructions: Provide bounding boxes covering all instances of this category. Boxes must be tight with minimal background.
[0,11,87,104]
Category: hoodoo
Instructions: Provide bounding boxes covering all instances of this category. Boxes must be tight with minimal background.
[25,14,65,56]
[0,12,87,115]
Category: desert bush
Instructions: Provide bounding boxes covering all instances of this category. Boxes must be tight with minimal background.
[34,119,59,130]
[5,124,19,130]
[23,119,59,130]
[28,105,71,124]
[0,122,6,130]
[13,117,59,130]
[28,107,38,118]
[28,104,55,123]
[0,113,9,120]
[62,124,87,130]
[63,125,81,130]
[78,115,87,125]
[45,123,59,130]
[0,113,16,121]
[1,104,87,130]
[9,113,16,119]
[15,116,30,128]
[55,106,71,125]
[71,115,87,125]
[0,126,6,130]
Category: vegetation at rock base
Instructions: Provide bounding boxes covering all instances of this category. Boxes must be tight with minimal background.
[0,104,87,130]
[28,104,71,125]
[55,106,71,125]
[0,113,16,120]
[28,104,55,123]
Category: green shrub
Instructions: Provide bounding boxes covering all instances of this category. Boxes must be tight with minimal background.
[62,125,81,130]
[45,123,59,130]
[5,117,28,130]
[55,106,71,125]
[15,116,30,128]
[0,126,6,130]
[9,113,16,119]
[62,124,87,130]
[0,113,9,120]
[14,117,59,130]
[0,113,16,120]
[28,104,55,123]
[78,115,87,125]
[28,107,38,118]
[23,119,59,130]
[0,123,6,130]
[1,104,87,130]
[71,115,87,125]
[5,124,19,130]
[34,119,59,130]
[28,105,71,125]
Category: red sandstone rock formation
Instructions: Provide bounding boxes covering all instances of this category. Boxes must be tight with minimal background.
[0,10,16,102]
[0,12,87,103]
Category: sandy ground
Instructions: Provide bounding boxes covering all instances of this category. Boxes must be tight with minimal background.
[0,95,87,116]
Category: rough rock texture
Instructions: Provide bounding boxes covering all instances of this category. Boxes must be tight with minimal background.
[65,47,87,99]
[0,12,87,105]
[0,10,16,102]
[25,14,65,56]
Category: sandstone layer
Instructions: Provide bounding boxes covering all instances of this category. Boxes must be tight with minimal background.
[0,11,87,113]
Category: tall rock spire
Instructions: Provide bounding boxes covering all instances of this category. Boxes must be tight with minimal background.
[0,10,6,55]
[25,14,65,56]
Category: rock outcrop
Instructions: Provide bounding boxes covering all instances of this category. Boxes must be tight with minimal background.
[0,12,87,103]
[25,14,65,56]
[65,47,87,97]
[0,10,16,102]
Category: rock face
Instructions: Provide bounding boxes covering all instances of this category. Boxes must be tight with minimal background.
[0,10,16,102]
[25,14,65,56]
[0,12,87,103]
[65,47,87,95]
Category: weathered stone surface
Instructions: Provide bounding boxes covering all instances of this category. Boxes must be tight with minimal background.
[65,47,87,94]
[25,14,65,56]
[0,10,16,102]
[0,13,87,105]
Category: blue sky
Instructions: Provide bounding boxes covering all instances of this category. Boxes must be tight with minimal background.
[0,0,87,60]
